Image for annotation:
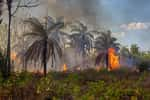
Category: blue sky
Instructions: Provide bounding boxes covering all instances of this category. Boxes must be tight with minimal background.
[100,0,150,51]
[101,0,150,24]
[26,0,150,51]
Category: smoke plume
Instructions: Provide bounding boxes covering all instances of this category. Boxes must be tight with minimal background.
[47,0,111,26]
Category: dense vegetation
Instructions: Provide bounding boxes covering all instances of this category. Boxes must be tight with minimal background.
[0,69,150,100]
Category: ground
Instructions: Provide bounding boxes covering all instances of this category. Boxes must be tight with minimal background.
[0,68,150,100]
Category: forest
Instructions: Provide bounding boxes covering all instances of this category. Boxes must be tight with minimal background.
[0,0,150,100]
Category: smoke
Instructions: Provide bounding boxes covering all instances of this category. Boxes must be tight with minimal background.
[47,0,111,26]
[45,0,112,69]
[127,0,150,7]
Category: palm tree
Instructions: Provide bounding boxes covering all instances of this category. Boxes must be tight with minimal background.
[70,21,94,56]
[47,16,68,48]
[130,44,139,56]
[94,30,120,68]
[23,17,64,76]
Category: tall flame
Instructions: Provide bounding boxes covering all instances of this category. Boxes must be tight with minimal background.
[63,64,67,72]
[11,52,20,64]
[108,48,120,71]
[11,52,17,61]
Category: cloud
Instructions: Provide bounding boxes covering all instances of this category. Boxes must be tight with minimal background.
[112,32,126,38]
[120,22,149,30]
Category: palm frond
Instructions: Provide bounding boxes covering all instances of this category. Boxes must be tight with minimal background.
[47,22,64,33]
[24,18,46,35]
[75,21,87,31]
[23,32,43,38]
[24,40,44,65]
[71,28,81,33]
[94,30,120,51]
[90,30,101,35]
[70,24,79,30]
[86,32,94,39]
[47,37,62,58]
[23,17,63,70]
[47,16,55,26]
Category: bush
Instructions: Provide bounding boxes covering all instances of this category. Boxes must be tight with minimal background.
[0,69,149,99]
[137,60,150,72]
[15,72,33,87]
[85,80,105,98]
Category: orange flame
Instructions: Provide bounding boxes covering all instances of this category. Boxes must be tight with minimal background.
[95,66,102,71]
[108,48,120,71]
[63,64,67,72]
[76,66,81,71]
[11,52,20,64]
[11,52,17,61]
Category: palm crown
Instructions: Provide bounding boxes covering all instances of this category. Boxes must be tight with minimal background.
[70,21,94,56]
[23,16,64,76]
[95,30,120,52]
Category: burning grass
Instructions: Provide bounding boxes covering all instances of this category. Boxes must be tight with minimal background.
[0,69,150,100]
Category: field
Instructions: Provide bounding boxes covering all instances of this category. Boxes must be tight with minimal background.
[0,68,150,100]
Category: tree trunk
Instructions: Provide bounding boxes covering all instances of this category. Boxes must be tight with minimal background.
[43,40,47,77]
[6,0,12,77]
[23,57,27,71]
[106,52,109,69]
[51,46,54,68]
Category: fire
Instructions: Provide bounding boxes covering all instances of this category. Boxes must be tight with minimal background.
[11,52,17,61]
[95,66,103,71]
[63,64,67,72]
[76,66,81,71]
[108,48,120,71]
[11,51,20,64]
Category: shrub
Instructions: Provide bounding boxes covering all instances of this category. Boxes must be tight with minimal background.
[36,75,54,94]
[137,60,150,72]
[15,72,33,87]
[87,80,105,97]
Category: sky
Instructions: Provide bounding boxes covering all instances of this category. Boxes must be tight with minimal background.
[101,0,150,51]
[14,0,150,51]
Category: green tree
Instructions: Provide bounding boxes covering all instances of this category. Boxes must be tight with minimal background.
[23,17,64,76]
[130,44,139,56]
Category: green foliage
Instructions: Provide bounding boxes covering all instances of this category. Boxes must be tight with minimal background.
[0,69,149,99]
[36,75,54,94]
[86,80,105,98]
[137,60,150,72]
[0,72,32,88]
[15,72,33,87]
[130,44,139,56]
